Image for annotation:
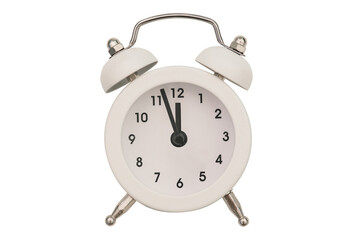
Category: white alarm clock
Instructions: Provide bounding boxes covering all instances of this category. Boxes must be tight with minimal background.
[101,13,253,227]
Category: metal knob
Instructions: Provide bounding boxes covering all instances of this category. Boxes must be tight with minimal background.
[230,36,247,54]
[107,38,124,56]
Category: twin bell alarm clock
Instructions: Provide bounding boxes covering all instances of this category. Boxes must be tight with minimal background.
[100,13,253,227]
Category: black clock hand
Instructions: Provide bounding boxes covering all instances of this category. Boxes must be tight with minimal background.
[160,88,179,134]
[160,88,187,148]
[173,101,187,147]
[175,103,181,132]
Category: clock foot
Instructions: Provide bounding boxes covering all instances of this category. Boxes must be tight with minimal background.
[223,191,249,227]
[105,194,136,226]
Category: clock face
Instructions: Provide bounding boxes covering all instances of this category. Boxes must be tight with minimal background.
[121,82,235,196]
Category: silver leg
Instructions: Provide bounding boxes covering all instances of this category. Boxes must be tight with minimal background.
[223,191,249,226]
[105,194,136,226]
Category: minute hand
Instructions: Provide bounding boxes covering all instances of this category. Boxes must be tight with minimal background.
[160,88,179,134]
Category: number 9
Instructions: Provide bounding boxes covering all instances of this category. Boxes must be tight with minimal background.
[129,134,135,144]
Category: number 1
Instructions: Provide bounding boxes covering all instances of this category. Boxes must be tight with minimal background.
[199,93,203,103]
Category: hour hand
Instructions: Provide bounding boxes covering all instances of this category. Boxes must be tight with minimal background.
[175,103,181,132]
[160,88,187,148]
[172,101,187,147]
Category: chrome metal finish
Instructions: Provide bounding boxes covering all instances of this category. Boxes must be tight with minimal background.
[230,36,247,54]
[128,73,137,82]
[107,38,124,57]
[223,191,249,226]
[214,72,225,80]
[105,194,136,226]
[125,13,243,55]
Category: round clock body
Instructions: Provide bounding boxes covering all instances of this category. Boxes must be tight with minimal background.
[105,66,251,212]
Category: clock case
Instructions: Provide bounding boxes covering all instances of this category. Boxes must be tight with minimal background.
[100,13,253,227]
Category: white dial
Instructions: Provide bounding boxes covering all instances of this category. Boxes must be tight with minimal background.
[105,66,251,212]
[121,82,235,196]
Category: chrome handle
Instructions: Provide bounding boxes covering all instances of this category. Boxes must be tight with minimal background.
[126,13,230,50]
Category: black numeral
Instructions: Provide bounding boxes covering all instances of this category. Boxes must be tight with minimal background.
[176,178,184,188]
[199,93,203,103]
[151,96,161,106]
[223,131,229,141]
[215,154,223,164]
[136,157,143,167]
[154,172,160,182]
[171,88,184,98]
[128,134,135,144]
[199,171,206,182]
[135,112,148,123]
[215,109,222,119]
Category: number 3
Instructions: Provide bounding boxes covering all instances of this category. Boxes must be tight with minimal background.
[223,131,229,141]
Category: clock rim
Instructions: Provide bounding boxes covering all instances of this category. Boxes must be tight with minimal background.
[105,66,251,212]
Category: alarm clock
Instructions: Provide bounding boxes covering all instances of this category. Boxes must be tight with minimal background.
[100,13,253,227]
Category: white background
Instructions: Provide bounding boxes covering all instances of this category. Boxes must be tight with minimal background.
[0,0,359,239]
